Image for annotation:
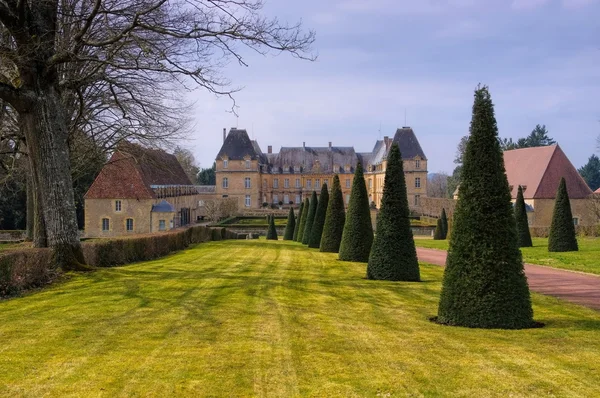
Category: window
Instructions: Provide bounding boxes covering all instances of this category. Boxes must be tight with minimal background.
[245,160,251,169]
[306,179,312,189]
[284,178,290,188]
[115,200,122,212]
[263,179,267,187]
[245,195,251,207]
[368,179,372,189]
[126,218,134,232]
[159,220,166,231]
[273,194,279,204]
[415,159,421,169]
[273,178,279,188]
[414,194,421,206]
[102,218,110,231]
[294,165,300,173]
[415,177,421,188]
[345,194,350,204]
[284,194,289,204]
[295,194,301,204]
[222,177,228,188]
[223,159,228,169]
[244,177,251,189]
[573,217,579,226]
[345,164,350,173]
[295,178,301,188]
[315,179,320,189]
[198,200,205,207]
[346,179,351,188]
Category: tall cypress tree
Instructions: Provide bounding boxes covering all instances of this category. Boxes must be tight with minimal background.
[320,175,346,253]
[292,201,304,241]
[515,185,533,247]
[440,208,448,239]
[309,183,329,248]
[437,86,534,329]
[367,143,420,281]
[339,163,373,262]
[266,215,278,240]
[296,198,310,242]
[548,178,578,252]
[283,207,296,240]
[302,191,318,245]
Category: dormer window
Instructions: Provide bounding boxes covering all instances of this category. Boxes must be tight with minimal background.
[415,159,420,169]
[345,164,350,173]
[223,159,229,169]
[294,165,300,173]
[245,159,251,169]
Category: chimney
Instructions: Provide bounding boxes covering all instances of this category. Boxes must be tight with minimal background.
[328,141,332,150]
[268,145,272,154]
[303,141,306,149]
[383,136,390,150]
[222,128,226,143]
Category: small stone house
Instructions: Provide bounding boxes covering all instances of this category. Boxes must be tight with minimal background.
[84,142,216,237]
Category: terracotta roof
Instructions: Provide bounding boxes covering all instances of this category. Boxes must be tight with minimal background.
[85,142,192,199]
[595,187,600,194]
[503,145,592,199]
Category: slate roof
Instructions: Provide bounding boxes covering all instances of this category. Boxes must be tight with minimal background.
[269,146,359,173]
[151,200,176,213]
[217,128,262,161]
[85,142,192,199]
[504,145,592,199]
[392,127,427,160]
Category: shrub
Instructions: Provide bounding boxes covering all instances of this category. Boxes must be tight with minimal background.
[433,218,444,240]
[266,215,278,240]
[0,249,55,297]
[320,175,346,253]
[339,162,373,262]
[548,177,578,252]
[283,207,296,240]
[436,86,534,329]
[292,201,304,241]
[309,183,329,248]
[296,198,310,242]
[367,143,420,281]
[515,185,533,247]
[302,192,318,245]
[440,208,448,239]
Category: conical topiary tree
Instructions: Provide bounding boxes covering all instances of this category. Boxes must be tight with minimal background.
[339,163,373,262]
[437,86,534,329]
[302,191,318,245]
[283,207,296,240]
[292,201,304,241]
[433,218,444,240]
[320,175,346,253]
[440,208,448,239]
[548,177,578,252]
[367,143,420,281]
[266,215,278,240]
[296,198,310,242]
[309,183,329,248]
[515,185,533,248]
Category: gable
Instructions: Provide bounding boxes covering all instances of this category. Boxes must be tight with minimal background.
[534,145,592,199]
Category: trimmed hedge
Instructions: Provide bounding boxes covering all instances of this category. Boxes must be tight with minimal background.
[0,249,55,297]
[440,208,448,239]
[296,198,310,242]
[266,215,279,240]
[309,183,329,248]
[320,175,346,253]
[433,219,444,240]
[548,177,578,252]
[284,208,295,240]
[515,185,533,247]
[302,192,318,245]
[293,201,304,241]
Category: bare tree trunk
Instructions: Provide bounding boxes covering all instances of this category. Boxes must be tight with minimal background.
[25,174,33,242]
[20,86,86,270]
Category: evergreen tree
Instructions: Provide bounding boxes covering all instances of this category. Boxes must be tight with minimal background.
[302,191,318,244]
[433,218,444,240]
[266,215,278,240]
[548,178,578,252]
[283,207,296,240]
[296,198,310,242]
[578,154,600,192]
[309,183,329,248]
[292,201,304,241]
[515,185,533,247]
[339,163,373,262]
[440,208,448,239]
[367,144,419,281]
[320,175,346,253]
[437,86,534,329]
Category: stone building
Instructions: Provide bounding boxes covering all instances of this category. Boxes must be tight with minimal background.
[84,142,216,237]
[215,127,428,210]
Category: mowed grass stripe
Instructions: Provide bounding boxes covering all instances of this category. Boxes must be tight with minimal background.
[0,240,599,396]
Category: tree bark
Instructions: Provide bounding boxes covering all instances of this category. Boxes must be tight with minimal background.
[20,86,87,270]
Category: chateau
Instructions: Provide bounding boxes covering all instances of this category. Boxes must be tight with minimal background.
[83,127,428,237]
[216,127,428,210]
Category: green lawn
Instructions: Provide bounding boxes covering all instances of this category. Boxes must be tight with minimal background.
[2,240,600,396]
[415,237,600,275]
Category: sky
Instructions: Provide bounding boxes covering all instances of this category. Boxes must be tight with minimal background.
[185,0,600,175]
